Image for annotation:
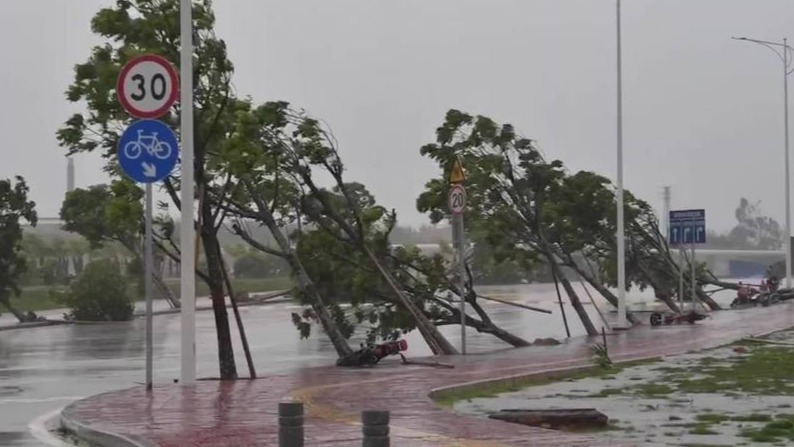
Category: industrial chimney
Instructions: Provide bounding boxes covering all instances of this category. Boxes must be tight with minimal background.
[67,157,75,193]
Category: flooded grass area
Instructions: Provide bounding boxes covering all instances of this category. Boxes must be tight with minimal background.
[452,329,794,446]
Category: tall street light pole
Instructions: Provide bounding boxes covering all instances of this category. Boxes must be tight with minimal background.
[615,0,628,327]
[732,36,793,289]
[180,0,197,385]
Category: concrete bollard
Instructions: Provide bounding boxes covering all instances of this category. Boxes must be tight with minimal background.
[278,401,304,447]
[361,410,390,447]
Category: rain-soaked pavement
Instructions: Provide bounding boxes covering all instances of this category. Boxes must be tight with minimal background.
[0,283,736,446]
[455,329,794,446]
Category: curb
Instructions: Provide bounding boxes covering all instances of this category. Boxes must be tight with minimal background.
[60,392,159,447]
[131,295,293,318]
[428,354,661,402]
[0,320,72,332]
[428,323,794,404]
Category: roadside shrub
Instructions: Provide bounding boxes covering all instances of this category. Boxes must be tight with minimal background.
[59,259,135,321]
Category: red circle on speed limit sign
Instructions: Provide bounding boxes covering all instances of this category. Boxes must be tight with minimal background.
[448,184,467,215]
[117,54,180,119]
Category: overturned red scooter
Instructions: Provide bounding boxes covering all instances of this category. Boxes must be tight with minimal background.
[650,310,708,326]
[336,340,409,367]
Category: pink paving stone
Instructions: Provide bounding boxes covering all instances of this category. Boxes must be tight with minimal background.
[62,303,794,446]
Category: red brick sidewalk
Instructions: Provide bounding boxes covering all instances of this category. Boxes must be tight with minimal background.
[61,303,794,446]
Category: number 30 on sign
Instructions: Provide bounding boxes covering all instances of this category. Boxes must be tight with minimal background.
[116,54,180,119]
[448,184,467,215]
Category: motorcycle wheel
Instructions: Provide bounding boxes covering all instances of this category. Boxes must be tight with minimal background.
[650,313,662,326]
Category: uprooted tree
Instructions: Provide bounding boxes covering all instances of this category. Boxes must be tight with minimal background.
[416,110,719,334]
[211,102,529,353]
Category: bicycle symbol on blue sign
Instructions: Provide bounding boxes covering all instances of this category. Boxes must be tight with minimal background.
[117,119,180,184]
[123,129,173,160]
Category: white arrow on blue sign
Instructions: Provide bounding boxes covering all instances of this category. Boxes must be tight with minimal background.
[117,119,180,183]
[668,209,706,245]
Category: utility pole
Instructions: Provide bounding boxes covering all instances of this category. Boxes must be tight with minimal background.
[614,0,628,328]
[179,0,197,384]
[732,36,793,288]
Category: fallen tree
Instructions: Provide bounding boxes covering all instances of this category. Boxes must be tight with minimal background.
[218,103,529,352]
[417,110,722,328]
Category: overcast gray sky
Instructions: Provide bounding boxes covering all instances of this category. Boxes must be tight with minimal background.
[2,0,794,231]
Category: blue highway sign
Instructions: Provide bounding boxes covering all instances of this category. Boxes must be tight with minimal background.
[668,209,706,245]
[117,119,179,183]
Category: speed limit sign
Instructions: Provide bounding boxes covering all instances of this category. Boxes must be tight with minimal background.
[116,54,179,119]
[448,184,467,215]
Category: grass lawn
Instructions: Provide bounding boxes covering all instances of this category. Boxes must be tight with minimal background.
[6,276,294,313]
[442,330,794,445]
[431,358,659,408]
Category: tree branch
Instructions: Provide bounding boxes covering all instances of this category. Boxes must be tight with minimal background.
[230,222,288,259]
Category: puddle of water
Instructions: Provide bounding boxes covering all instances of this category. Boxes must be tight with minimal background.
[455,330,794,446]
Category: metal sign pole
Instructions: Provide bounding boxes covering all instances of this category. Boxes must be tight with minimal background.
[670,209,705,313]
[456,213,467,355]
[145,183,154,391]
[448,179,467,355]
[678,247,684,309]
[115,42,182,388]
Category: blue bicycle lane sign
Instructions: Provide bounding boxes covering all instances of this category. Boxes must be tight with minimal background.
[117,119,180,183]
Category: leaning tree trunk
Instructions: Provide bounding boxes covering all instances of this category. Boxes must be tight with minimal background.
[560,253,640,324]
[464,288,530,347]
[656,292,681,313]
[485,324,532,346]
[1,299,28,322]
[364,246,458,355]
[632,262,681,313]
[701,276,740,291]
[153,273,180,309]
[548,256,598,336]
[465,308,531,346]
[696,288,721,310]
[244,195,354,359]
[292,267,355,358]
[292,166,456,355]
[679,268,721,310]
[446,313,531,347]
[124,243,181,309]
[679,277,720,310]
[660,242,721,311]
[201,224,238,380]
[153,254,179,308]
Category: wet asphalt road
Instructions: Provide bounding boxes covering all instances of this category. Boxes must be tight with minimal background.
[0,283,735,446]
